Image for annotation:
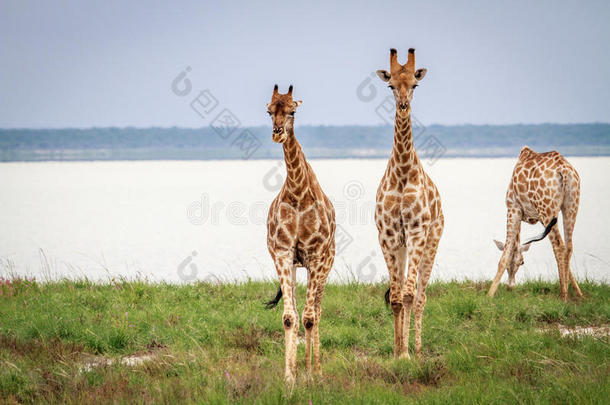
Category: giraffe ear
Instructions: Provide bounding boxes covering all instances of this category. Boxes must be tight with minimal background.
[414,68,427,80]
[493,239,505,251]
[520,243,531,252]
[376,70,391,82]
[294,100,303,108]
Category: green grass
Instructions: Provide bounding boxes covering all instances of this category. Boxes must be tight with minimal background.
[0,277,608,404]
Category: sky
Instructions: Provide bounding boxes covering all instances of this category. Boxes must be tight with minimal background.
[1,0,609,128]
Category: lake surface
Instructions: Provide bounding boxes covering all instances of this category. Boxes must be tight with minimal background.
[0,158,608,284]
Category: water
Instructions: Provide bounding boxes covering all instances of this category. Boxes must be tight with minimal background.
[0,158,608,284]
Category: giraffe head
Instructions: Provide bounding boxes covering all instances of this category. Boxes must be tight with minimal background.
[376,48,427,116]
[267,84,303,143]
[493,240,531,288]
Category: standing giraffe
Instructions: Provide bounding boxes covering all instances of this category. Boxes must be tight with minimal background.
[488,146,583,301]
[375,48,444,359]
[264,85,336,384]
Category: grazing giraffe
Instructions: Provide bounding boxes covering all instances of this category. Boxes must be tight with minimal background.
[488,146,583,301]
[375,48,444,359]
[264,85,336,384]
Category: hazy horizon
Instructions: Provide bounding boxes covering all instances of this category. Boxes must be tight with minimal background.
[1,1,609,128]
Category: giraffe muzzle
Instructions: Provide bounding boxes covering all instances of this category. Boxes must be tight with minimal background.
[272,127,287,143]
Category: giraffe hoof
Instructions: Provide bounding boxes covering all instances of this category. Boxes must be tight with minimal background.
[284,374,296,388]
[302,371,322,386]
[398,351,411,360]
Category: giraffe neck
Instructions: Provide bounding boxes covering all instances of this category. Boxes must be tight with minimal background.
[388,110,421,177]
[282,128,309,196]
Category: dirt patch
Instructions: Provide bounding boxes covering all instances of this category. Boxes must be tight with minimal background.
[79,352,156,372]
[79,344,167,373]
[540,324,610,339]
[0,335,169,374]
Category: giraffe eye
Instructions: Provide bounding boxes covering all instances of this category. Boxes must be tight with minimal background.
[413,84,418,89]
[267,111,271,115]
[388,85,395,90]
[289,111,295,116]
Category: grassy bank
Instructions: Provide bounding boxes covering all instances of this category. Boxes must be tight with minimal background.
[0,278,608,404]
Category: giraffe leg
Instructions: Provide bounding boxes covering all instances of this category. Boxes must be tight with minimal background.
[548,227,568,301]
[381,246,406,359]
[274,255,298,385]
[304,253,332,377]
[489,208,521,297]
[562,187,582,298]
[567,263,581,297]
[290,265,299,370]
[414,215,443,358]
[400,302,408,358]
[394,247,408,358]
[402,225,428,359]
[302,265,319,376]
[313,278,328,376]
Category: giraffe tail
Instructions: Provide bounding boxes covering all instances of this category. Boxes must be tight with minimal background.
[523,217,558,245]
[264,285,283,309]
[384,287,390,306]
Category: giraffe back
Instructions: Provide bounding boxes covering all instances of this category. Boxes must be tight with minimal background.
[508,147,579,224]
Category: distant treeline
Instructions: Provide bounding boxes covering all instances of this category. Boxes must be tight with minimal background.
[0,123,608,161]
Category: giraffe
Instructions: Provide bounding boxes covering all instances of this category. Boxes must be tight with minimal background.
[488,146,583,301]
[264,84,336,384]
[375,48,444,359]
